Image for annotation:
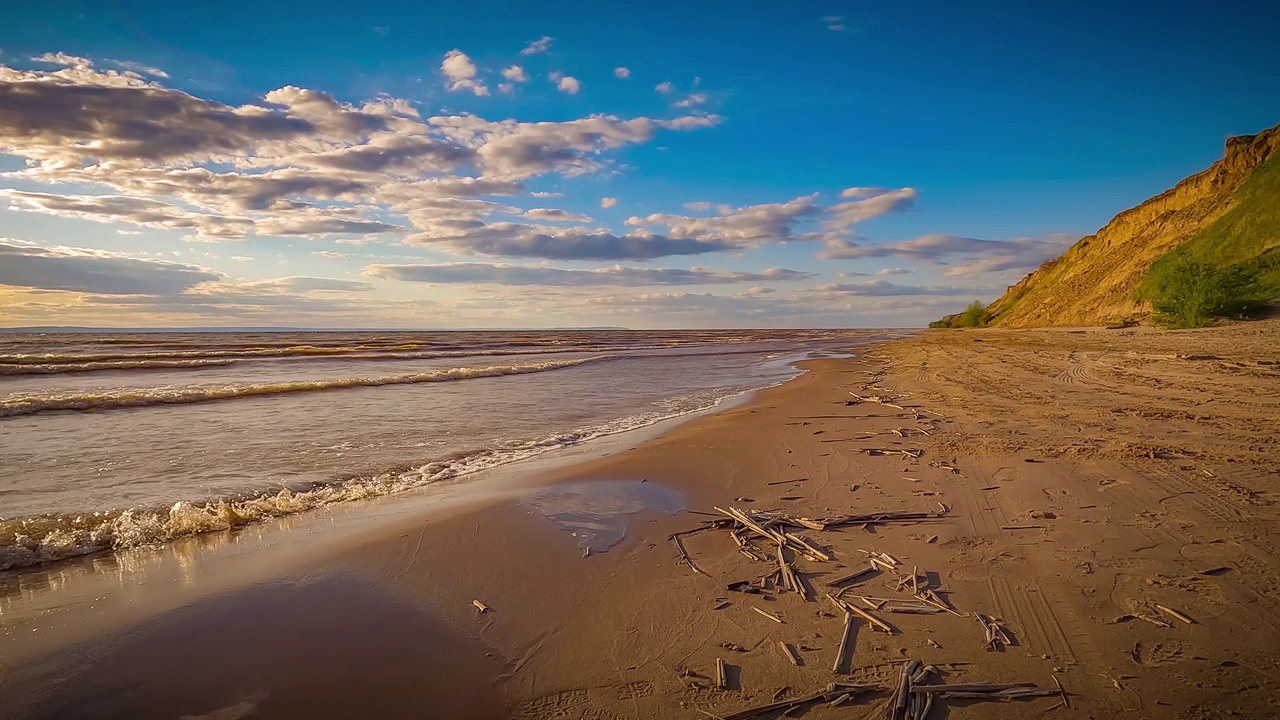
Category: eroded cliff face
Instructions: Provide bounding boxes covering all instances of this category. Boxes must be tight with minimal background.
[986,124,1279,328]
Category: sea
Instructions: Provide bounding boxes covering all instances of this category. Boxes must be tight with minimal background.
[0,329,889,571]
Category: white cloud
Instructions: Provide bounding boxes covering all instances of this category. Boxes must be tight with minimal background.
[555,75,580,95]
[243,276,374,293]
[614,67,630,79]
[441,50,488,96]
[520,36,553,55]
[819,233,1071,279]
[825,187,917,230]
[501,65,528,82]
[600,197,618,208]
[822,16,848,32]
[32,52,92,68]
[105,59,170,78]
[365,262,811,286]
[0,237,221,294]
[674,93,708,108]
[655,81,674,94]
[522,207,594,223]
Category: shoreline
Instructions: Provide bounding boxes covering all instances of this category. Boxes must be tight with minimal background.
[3,323,1278,719]
[0,340,846,572]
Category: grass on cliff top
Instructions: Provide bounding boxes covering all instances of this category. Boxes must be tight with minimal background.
[1139,150,1280,303]
[1138,148,1280,327]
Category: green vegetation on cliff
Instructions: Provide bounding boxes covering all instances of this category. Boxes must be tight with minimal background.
[931,123,1278,328]
[1136,150,1280,326]
[929,301,989,328]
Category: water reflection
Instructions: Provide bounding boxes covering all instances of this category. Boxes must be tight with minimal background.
[524,479,684,553]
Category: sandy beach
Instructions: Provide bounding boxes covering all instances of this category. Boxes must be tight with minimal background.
[3,322,1279,719]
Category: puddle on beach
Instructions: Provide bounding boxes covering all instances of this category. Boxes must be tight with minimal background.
[524,479,684,554]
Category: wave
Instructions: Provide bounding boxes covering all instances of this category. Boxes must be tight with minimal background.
[0,377,789,571]
[0,343,439,365]
[0,358,239,375]
[0,356,610,418]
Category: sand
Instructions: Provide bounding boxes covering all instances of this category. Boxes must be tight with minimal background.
[2,321,1278,719]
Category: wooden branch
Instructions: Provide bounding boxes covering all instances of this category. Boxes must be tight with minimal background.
[832,610,856,673]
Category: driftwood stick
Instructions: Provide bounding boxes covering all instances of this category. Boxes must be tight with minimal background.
[780,641,801,666]
[1155,604,1195,624]
[715,658,728,689]
[909,682,1036,693]
[671,534,709,576]
[829,565,877,587]
[828,593,894,634]
[833,610,856,673]
[753,607,784,624]
[1053,675,1070,709]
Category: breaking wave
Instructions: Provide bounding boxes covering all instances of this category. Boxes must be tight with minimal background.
[0,377,781,571]
[0,356,610,418]
[0,358,238,375]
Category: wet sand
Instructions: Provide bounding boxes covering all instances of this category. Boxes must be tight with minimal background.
[2,321,1278,719]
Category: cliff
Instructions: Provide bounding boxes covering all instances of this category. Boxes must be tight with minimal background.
[982,123,1280,328]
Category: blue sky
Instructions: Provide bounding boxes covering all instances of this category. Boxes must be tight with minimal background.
[1,1,1277,328]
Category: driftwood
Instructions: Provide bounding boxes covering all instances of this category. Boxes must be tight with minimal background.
[832,610,856,673]
[780,641,801,666]
[715,658,728,689]
[708,684,880,720]
[976,613,1012,649]
[472,600,489,613]
[828,565,877,587]
[828,593,894,634]
[1155,604,1195,624]
[1053,675,1070,709]
[670,533,709,576]
[752,607,784,624]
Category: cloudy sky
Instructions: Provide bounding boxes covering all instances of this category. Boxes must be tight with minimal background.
[1,2,1277,328]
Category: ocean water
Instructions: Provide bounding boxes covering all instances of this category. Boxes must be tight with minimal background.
[0,329,882,570]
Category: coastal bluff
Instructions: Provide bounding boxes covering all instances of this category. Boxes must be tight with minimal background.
[980,122,1279,328]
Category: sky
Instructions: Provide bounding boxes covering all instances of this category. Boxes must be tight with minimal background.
[1,1,1277,329]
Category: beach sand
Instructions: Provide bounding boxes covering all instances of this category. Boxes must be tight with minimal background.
[3,321,1278,719]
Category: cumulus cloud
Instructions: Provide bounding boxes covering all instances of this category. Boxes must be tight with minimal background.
[555,75,580,94]
[813,280,971,297]
[626,195,822,247]
[243,276,374,293]
[818,232,1067,276]
[600,197,618,208]
[522,207,594,223]
[365,262,811,286]
[521,36,554,55]
[674,93,707,108]
[655,82,674,94]
[501,65,528,82]
[32,52,92,67]
[105,59,170,78]
[1,189,404,241]
[0,237,221,294]
[405,223,739,261]
[2,189,253,241]
[614,67,630,79]
[825,187,917,230]
[441,50,488,96]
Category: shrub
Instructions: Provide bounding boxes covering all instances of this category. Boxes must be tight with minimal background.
[1149,255,1260,328]
[955,301,989,328]
[930,301,989,328]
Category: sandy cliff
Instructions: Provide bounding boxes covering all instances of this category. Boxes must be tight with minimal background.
[984,123,1279,327]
